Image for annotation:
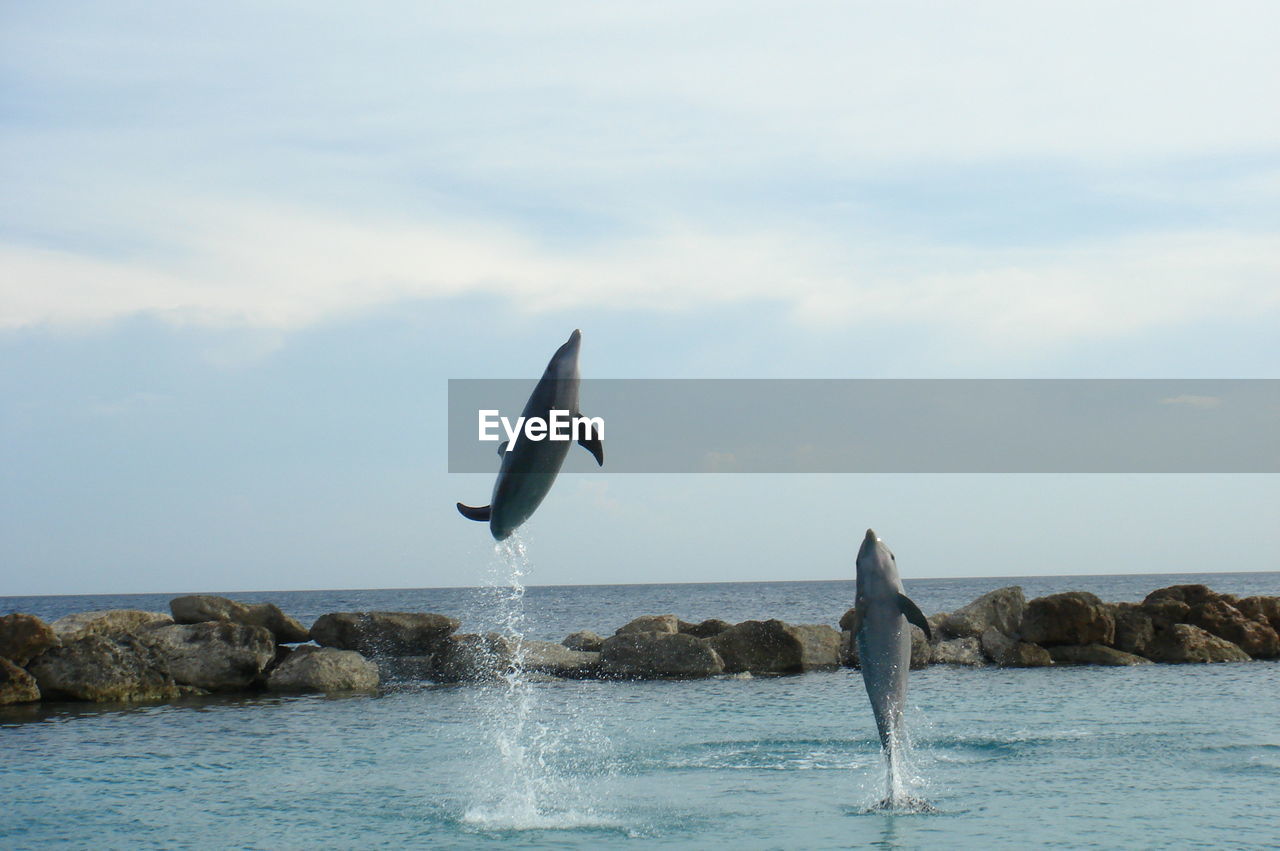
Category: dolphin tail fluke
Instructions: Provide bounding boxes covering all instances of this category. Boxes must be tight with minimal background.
[896,593,932,641]
[576,417,604,466]
[456,503,492,522]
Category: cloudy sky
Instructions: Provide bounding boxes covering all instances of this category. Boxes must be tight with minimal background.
[3,2,1278,595]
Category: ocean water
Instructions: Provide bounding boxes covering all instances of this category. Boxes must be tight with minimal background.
[3,568,1278,849]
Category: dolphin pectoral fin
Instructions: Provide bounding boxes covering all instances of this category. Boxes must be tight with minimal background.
[497,441,508,456]
[576,417,604,466]
[897,593,932,641]
[456,503,492,522]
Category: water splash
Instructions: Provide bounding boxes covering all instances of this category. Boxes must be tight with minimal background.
[461,533,619,832]
[868,729,936,814]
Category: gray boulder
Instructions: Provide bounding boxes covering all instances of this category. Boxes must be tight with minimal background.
[788,624,842,669]
[521,641,601,678]
[266,645,379,693]
[170,595,309,643]
[1145,624,1251,663]
[0,613,59,666]
[28,635,180,702]
[142,622,275,691]
[981,626,1052,667]
[709,620,804,674]
[942,587,1026,639]
[600,632,724,679]
[1047,644,1152,666]
[431,633,516,682]
[1109,602,1156,656]
[926,612,949,643]
[682,619,732,638]
[1019,592,1114,646]
[375,655,437,683]
[1,657,41,705]
[932,636,985,666]
[49,610,172,642]
[615,614,680,635]
[310,612,460,656]
[561,630,604,652]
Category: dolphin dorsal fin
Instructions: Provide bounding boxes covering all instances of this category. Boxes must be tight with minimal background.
[456,503,491,522]
[576,416,603,466]
[896,593,932,641]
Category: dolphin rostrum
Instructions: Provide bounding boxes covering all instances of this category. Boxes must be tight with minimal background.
[457,329,603,540]
[849,528,932,802]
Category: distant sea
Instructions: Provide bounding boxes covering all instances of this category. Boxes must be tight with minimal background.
[3,571,1278,848]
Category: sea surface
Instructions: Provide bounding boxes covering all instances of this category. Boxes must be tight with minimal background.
[4,569,1279,849]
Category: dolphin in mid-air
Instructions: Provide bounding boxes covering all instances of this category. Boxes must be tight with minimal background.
[848,528,932,805]
[457,329,603,540]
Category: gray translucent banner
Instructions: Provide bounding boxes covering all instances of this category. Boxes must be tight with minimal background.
[447,379,1279,473]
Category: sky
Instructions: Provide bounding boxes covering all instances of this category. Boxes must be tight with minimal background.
[2,2,1278,596]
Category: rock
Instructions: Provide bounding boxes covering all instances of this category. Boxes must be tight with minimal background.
[1237,596,1280,633]
[1019,592,1114,646]
[838,607,858,632]
[926,612,949,643]
[1047,645,1152,666]
[1145,624,1251,663]
[266,645,379,693]
[49,610,172,642]
[431,633,516,682]
[839,630,858,667]
[1,657,41,705]
[1109,602,1156,656]
[310,612,460,656]
[708,620,804,674]
[599,632,724,679]
[1143,598,1192,628]
[28,635,180,702]
[942,587,1026,639]
[788,624,842,669]
[682,618,732,638]
[1144,584,1221,608]
[520,641,601,678]
[375,655,437,682]
[909,625,932,669]
[932,636,985,666]
[980,626,1052,667]
[170,595,309,643]
[615,614,679,635]
[0,613,59,666]
[1187,599,1280,659]
[254,644,294,687]
[141,622,275,691]
[561,630,605,652]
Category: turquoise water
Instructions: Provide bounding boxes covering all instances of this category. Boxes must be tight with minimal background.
[4,571,1279,848]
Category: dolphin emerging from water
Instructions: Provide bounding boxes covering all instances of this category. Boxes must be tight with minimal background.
[457,329,603,540]
[848,528,932,804]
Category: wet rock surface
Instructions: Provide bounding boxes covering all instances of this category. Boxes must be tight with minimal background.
[310,612,460,656]
[266,645,379,693]
[600,632,725,679]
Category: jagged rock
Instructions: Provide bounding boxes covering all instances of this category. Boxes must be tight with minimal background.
[170,595,309,643]
[615,615,680,635]
[682,619,732,638]
[266,645,378,693]
[838,607,858,632]
[141,622,275,691]
[942,587,1026,639]
[980,626,1052,667]
[28,635,180,702]
[909,625,931,669]
[1048,645,1152,666]
[0,613,59,666]
[561,630,604,652]
[1109,603,1157,656]
[431,633,516,682]
[1144,584,1221,608]
[788,624,842,669]
[520,641,601,678]
[600,632,724,679]
[932,636,985,666]
[50,610,172,642]
[1145,624,1251,663]
[709,620,805,674]
[926,612,949,643]
[1019,592,1114,646]
[1,657,41,704]
[1237,596,1280,633]
[1186,599,1280,659]
[310,612,460,656]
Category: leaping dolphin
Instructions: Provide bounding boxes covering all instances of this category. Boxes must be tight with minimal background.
[457,329,603,540]
[848,528,932,805]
